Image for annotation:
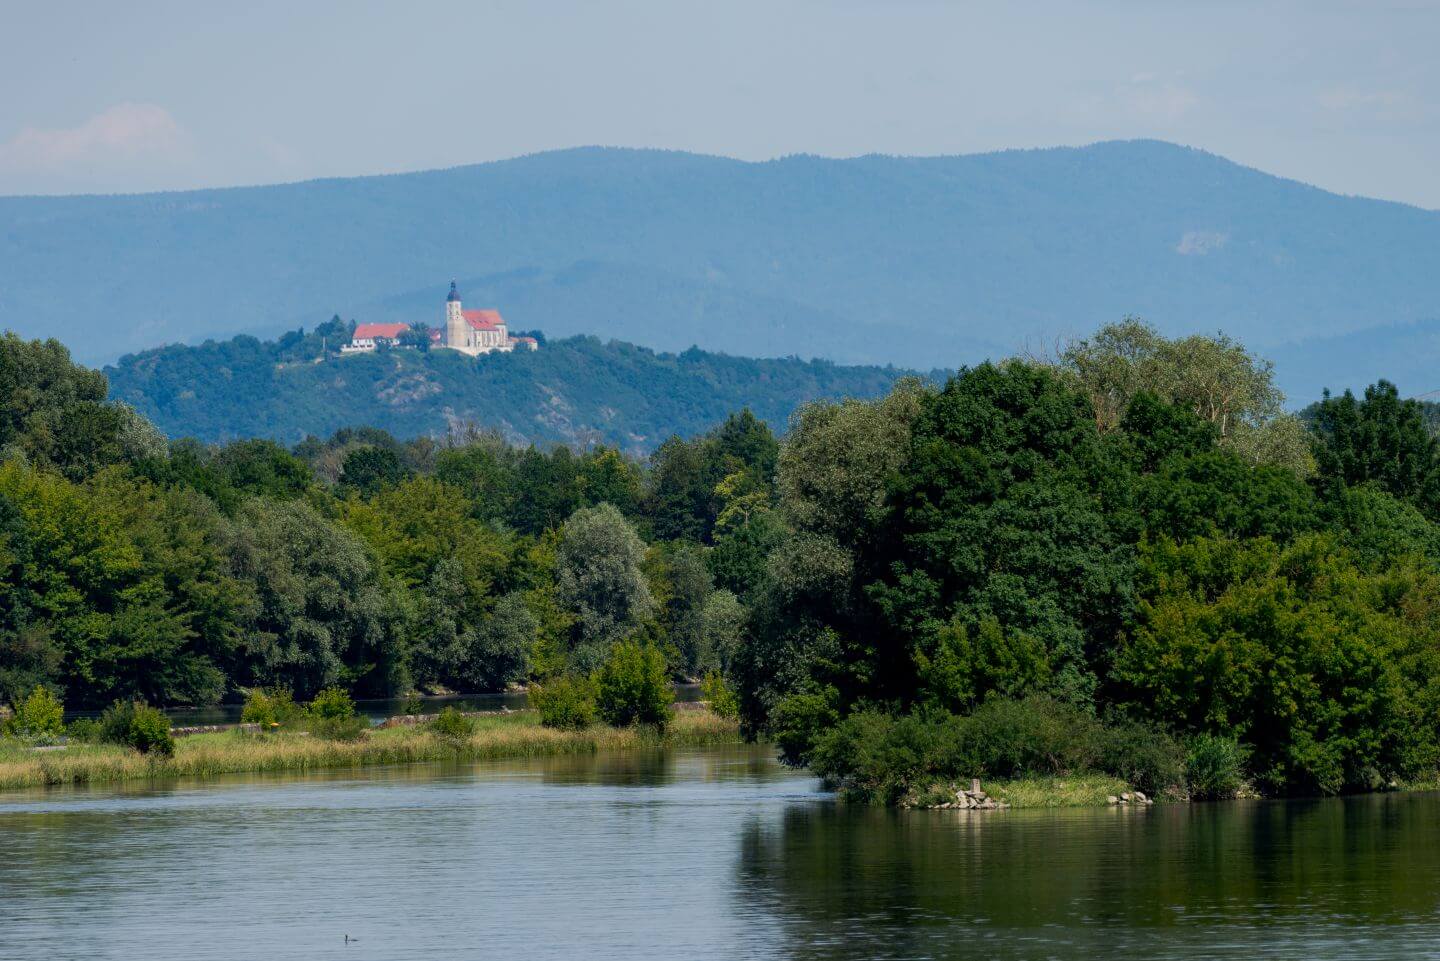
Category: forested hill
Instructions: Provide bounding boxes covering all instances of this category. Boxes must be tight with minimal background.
[104,328,914,450]
[6,141,1440,400]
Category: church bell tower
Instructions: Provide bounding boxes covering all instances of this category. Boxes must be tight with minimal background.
[444,281,466,349]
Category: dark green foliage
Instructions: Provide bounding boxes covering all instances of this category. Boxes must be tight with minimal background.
[340,446,410,495]
[594,640,674,728]
[1309,380,1440,516]
[807,697,1187,805]
[99,700,175,756]
[529,675,598,730]
[1112,534,1440,794]
[429,706,476,741]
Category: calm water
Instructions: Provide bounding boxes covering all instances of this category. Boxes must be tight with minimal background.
[2,746,1440,960]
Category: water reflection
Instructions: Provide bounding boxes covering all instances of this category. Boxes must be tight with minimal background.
[734,795,1440,959]
[4,749,1440,960]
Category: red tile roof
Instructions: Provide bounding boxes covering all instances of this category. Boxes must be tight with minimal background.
[463,309,505,331]
[353,322,410,341]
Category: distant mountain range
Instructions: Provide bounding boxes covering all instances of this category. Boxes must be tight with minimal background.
[104,332,915,452]
[5,140,1439,403]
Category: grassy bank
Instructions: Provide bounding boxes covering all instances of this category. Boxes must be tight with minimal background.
[0,710,741,791]
[907,775,1135,809]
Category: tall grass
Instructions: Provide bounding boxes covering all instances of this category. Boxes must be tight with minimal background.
[0,710,742,791]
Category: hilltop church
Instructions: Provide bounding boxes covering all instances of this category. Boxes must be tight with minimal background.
[344,282,537,355]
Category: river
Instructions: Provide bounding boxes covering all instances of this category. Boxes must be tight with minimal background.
[1,744,1438,960]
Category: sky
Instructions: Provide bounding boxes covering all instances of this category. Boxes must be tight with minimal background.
[2,0,1438,208]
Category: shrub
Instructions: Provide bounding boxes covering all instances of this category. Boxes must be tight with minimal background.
[127,705,175,756]
[595,640,674,728]
[4,686,65,740]
[308,686,356,720]
[240,687,302,729]
[65,717,102,743]
[430,706,476,742]
[768,686,841,766]
[100,701,174,756]
[529,675,598,730]
[700,671,739,719]
[1091,716,1186,797]
[1186,734,1249,800]
[308,715,368,741]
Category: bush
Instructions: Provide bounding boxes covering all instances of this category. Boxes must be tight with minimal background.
[1186,734,1249,800]
[1091,716,1186,796]
[529,675,598,730]
[127,705,175,756]
[768,686,840,766]
[700,671,739,719]
[240,687,302,729]
[4,686,65,740]
[308,687,356,720]
[595,640,674,728]
[65,717,102,743]
[803,696,1189,804]
[100,701,174,756]
[308,715,368,741]
[430,706,476,742]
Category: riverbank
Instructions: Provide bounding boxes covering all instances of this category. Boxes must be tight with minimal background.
[0,710,741,791]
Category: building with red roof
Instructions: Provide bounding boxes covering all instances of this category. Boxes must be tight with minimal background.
[341,283,539,356]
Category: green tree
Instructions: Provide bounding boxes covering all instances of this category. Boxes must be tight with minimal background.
[555,504,655,669]
[225,498,405,698]
[1309,380,1440,516]
[595,639,673,728]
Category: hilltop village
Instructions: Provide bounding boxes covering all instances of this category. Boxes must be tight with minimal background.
[342,282,538,356]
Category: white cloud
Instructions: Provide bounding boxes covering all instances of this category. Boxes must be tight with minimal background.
[0,103,189,176]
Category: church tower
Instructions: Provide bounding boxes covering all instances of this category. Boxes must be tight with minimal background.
[444,281,467,350]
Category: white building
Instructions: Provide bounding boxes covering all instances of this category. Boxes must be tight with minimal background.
[440,281,537,355]
[341,282,539,356]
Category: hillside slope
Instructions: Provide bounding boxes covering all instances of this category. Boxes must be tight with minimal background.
[5,141,1439,399]
[104,333,915,451]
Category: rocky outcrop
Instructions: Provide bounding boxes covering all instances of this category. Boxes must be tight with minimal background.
[1107,791,1154,806]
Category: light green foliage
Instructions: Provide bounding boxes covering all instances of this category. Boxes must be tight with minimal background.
[594,640,674,729]
[529,675,598,730]
[4,685,64,739]
[700,671,739,719]
[1186,734,1249,800]
[307,686,356,719]
[778,380,925,543]
[240,687,302,728]
[1057,318,1284,437]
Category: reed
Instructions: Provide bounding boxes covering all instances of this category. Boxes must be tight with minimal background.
[0,710,743,791]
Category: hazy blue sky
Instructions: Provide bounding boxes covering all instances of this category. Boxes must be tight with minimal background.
[2,0,1437,207]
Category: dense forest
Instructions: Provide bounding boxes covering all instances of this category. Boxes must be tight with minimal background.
[7,320,1440,800]
[104,321,914,453]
